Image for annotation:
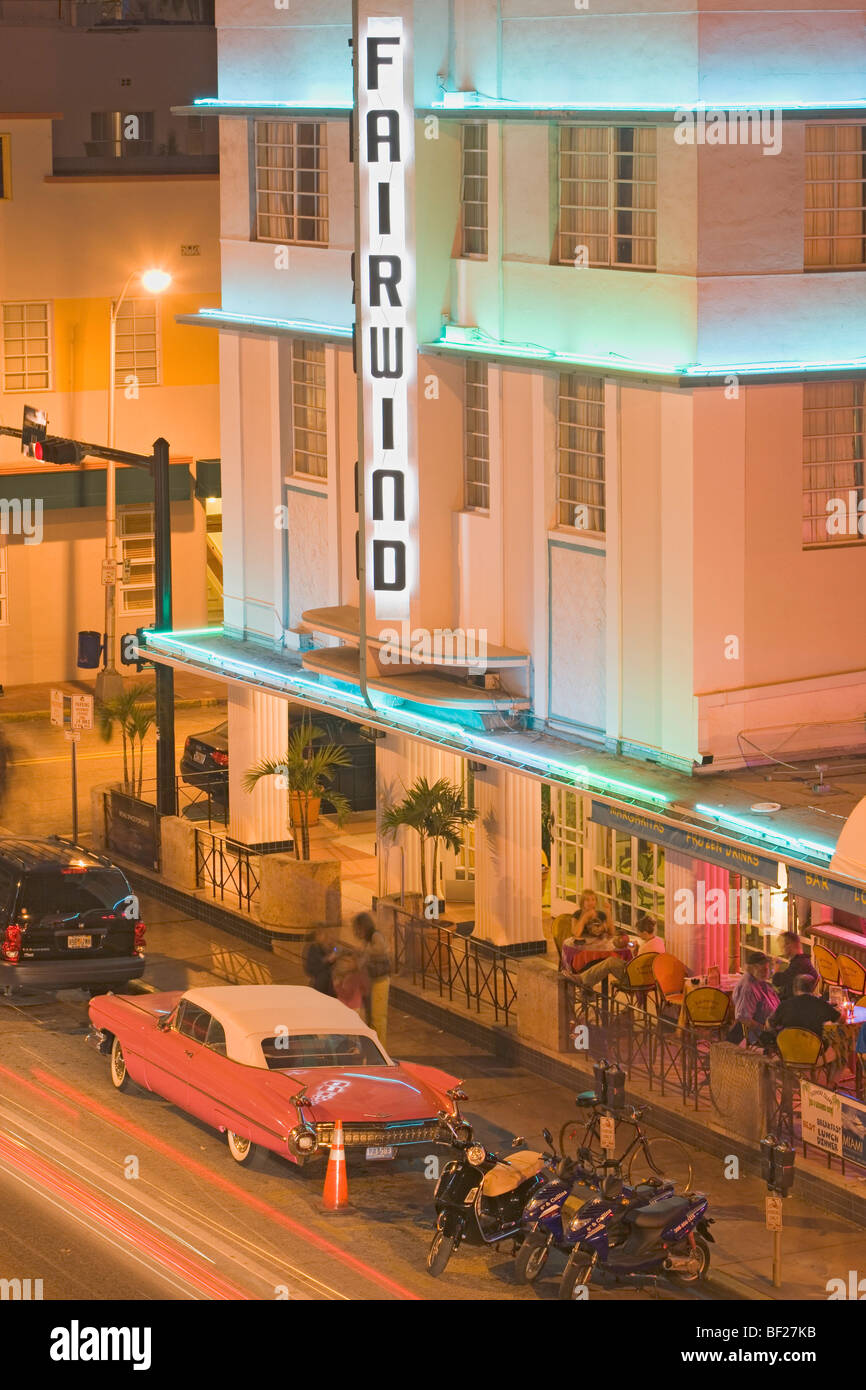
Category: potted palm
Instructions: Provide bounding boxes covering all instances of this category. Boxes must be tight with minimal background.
[382,776,476,914]
[243,714,352,861]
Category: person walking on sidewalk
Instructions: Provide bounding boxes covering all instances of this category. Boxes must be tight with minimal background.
[352,911,391,1047]
[303,923,339,997]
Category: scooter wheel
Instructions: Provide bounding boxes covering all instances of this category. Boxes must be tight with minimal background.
[668,1234,711,1284]
[426,1230,456,1277]
[514,1236,551,1283]
[558,1254,594,1300]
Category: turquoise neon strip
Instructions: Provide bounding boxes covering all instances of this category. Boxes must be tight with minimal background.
[196,308,352,339]
[193,96,866,115]
[695,804,834,860]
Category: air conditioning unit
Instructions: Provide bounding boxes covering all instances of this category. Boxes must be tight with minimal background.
[465,672,501,691]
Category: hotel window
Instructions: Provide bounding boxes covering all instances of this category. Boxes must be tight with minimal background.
[805,125,866,269]
[464,360,490,510]
[0,134,10,199]
[461,124,488,257]
[558,125,656,269]
[89,111,154,159]
[802,381,865,547]
[114,298,159,386]
[119,508,155,615]
[593,827,665,933]
[291,340,327,480]
[2,303,51,392]
[255,120,328,246]
[0,540,7,626]
[557,373,605,532]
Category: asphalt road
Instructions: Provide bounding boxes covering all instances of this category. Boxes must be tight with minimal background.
[0,985,720,1304]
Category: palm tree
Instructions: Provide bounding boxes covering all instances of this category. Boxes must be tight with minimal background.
[126,703,156,798]
[381,777,476,907]
[97,682,155,795]
[243,714,352,860]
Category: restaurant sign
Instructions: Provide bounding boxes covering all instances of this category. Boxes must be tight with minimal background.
[590,802,779,884]
[787,866,866,917]
[801,1080,866,1169]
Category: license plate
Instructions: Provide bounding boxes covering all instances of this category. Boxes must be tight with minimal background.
[193,751,206,764]
[365,1145,396,1161]
[66,935,92,950]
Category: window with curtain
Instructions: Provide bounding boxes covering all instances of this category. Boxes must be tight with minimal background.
[255,120,328,245]
[2,302,51,392]
[291,340,327,479]
[557,372,605,532]
[805,124,866,270]
[464,359,490,509]
[461,123,488,257]
[802,380,865,547]
[558,125,656,269]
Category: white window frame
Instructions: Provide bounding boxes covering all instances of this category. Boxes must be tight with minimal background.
[454,765,477,882]
[0,539,8,626]
[802,380,866,548]
[254,120,328,247]
[119,506,155,616]
[592,823,665,933]
[1,301,52,393]
[114,297,160,388]
[558,124,657,270]
[290,339,328,480]
[556,372,605,533]
[464,359,490,510]
[805,123,866,270]
[549,787,589,911]
[461,123,488,258]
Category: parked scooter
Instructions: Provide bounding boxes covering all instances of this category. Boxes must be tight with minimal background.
[558,1179,714,1298]
[426,1116,557,1277]
[516,1162,673,1284]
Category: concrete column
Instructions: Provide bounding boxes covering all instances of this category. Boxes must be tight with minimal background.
[376,731,464,903]
[227,687,289,848]
[474,763,542,947]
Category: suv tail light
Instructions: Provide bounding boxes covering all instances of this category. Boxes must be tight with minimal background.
[1,924,22,964]
[134,922,146,958]
[211,750,228,767]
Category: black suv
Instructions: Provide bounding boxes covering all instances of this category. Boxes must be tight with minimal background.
[0,838,146,994]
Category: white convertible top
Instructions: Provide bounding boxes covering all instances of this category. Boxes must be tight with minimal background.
[182,984,387,1068]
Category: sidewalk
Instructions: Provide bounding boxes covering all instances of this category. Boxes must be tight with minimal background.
[0,671,226,722]
[135,889,865,1302]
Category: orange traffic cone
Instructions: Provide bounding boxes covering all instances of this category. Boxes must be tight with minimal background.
[322,1120,350,1212]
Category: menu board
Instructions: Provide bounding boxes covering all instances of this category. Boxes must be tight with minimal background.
[801,1081,866,1168]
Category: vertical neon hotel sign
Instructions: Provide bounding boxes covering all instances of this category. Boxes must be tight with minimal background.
[358,12,416,623]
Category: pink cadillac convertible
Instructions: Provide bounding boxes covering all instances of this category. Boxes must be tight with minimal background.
[87,984,465,1167]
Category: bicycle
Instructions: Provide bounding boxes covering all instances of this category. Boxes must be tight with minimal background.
[559,1095,694,1192]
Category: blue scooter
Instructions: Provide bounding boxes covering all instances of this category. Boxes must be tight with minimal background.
[558,1178,714,1299]
[516,1161,672,1284]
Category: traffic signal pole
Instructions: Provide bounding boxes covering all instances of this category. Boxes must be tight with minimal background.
[0,424,177,818]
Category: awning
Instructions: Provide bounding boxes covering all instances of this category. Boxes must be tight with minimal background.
[590,801,780,885]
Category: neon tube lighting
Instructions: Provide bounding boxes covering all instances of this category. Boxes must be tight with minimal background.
[695,804,834,859]
[435,92,866,113]
[197,308,352,339]
[193,98,353,111]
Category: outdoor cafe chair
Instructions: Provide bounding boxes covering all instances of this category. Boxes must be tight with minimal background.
[652,954,688,1014]
[680,986,733,1108]
[836,954,866,999]
[811,942,839,992]
[773,1027,829,1139]
[615,951,660,1009]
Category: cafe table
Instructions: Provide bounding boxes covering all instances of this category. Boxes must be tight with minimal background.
[831,1004,866,1098]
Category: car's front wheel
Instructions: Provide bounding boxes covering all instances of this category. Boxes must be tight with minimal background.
[110,1036,132,1092]
[227,1130,266,1169]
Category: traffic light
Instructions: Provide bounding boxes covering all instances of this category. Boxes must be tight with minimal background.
[77,630,103,670]
[120,627,152,673]
[33,439,85,465]
[21,404,47,455]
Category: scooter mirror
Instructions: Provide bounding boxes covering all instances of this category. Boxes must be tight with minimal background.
[542,1128,554,1149]
[511,1136,525,1147]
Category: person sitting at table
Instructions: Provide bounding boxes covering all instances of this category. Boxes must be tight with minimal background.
[767,974,840,1036]
[570,915,662,991]
[727,953,780,1046]
[771,931,818,1001]
[559,892,613,972]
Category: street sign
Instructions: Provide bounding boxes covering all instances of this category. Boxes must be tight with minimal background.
[50,688,64,727]
[765,1194,783,1231]
[64,730,81,743]
[70,694,93,731]
[600,1115,616,1154]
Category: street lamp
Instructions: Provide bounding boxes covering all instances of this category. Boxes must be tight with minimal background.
[95,267,172,702]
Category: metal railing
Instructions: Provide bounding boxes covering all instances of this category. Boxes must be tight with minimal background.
[195,829,261,913]
[394,919,518,1025]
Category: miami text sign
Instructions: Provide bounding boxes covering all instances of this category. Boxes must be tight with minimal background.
[358,12,416,622]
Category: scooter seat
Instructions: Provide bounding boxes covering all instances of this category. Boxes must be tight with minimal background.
[481,1151,546,1196]
[628,1195,691,1228]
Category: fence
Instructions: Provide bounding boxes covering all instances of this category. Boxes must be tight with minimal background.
[195,829,261,913]
[394,918,518,1025]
